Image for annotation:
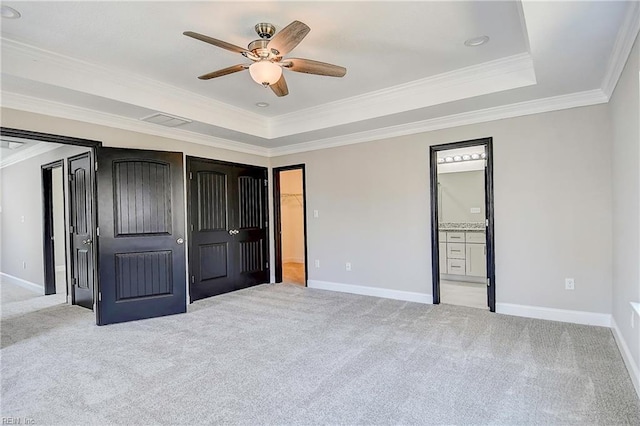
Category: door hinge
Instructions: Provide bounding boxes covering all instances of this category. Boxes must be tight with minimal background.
[191,276,195,284]
[485,219,489,227]
[98,292,102,301]
[69,225,74,233]
[487,278,491,287]
[265,220,268,228]
[189,172,193,180]
[190,223,194,232]
[265,262,269,269]
[71,277,77,287]
[95,162,98,172]
[96,227,100,237]
[68,174,74,182]
[264,180,268,187]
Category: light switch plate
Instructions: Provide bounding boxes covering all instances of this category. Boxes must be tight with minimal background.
[470,207,481,214]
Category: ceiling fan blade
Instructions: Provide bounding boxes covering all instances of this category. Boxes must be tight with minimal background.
[270,74,289,97]
[285,58,346,77]
[268,21,310,56]
[198,64,247,80]
[184,31,249,56]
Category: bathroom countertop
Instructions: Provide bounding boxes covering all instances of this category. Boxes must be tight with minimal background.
[439,222,485,232]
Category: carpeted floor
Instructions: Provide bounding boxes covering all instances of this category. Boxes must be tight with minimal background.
[1,282,638,425]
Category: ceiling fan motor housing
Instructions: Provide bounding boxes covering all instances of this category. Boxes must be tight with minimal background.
[254,23,275,39]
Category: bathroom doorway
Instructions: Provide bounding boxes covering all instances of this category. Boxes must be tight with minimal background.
[430,138,495,311]
[273,165,308,286]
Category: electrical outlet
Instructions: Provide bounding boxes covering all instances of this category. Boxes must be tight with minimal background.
[20,215,25,223]
[313,210,319,218]
[314,259,320,268]
[22,261,27,269]
[346,262,351,271]
[565,278,575,290]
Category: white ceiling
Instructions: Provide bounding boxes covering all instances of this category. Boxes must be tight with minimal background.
[1,1,638,156]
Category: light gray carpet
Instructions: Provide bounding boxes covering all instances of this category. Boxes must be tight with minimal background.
[1,282,638,425]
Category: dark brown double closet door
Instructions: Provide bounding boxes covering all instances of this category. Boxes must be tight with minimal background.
[187,157,269,302]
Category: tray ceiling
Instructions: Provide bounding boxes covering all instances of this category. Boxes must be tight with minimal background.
[1,1,637,155]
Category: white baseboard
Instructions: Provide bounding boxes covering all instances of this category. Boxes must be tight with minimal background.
[496,303,612,327]
[611,317,640,399]
[0,272,43,293]
[282,257,305,264]
[55,265,66,272]
[307,280,433,304]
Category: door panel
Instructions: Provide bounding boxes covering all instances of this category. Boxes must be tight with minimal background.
[68,153,95,309]
[189,162,235,301]
[188,158,268,301]
[97,148,186,325]
[234,169,268,290]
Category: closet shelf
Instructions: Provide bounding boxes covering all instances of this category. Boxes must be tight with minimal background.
[281,193,303,206]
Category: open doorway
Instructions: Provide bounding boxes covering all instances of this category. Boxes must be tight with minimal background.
[273,165,307,286]
[430,138,495,311]
[1,127,99,316]
[42,160,68,298]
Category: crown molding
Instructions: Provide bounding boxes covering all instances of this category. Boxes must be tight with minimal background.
[1,92,270,157]
[0,37,270,138]
[3,88,608,160]
[0,141,61,169]
[269,89,608,157]
[2,37,539,142]
[269,52,537,138]
[601,1,640,97]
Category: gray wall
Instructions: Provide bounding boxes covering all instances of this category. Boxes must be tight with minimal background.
[272,104,613,315]
[438,170,485,223]
[0,144,89,287]
[609,33,640,384]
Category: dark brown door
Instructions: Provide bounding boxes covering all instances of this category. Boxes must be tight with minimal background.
[96,148,186,325]
[187,157,269,302]
[68,153,95,309]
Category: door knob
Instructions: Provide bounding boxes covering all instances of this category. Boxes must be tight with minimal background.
[228,229,239,235]
[176,238,184,244]
[82,238,92,245]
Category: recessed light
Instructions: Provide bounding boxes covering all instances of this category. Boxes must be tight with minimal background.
[1,5,21,19]
[255,102,269,108]
[464,35,489,47]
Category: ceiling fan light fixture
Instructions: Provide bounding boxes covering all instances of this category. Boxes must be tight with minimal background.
[249,61,282,86]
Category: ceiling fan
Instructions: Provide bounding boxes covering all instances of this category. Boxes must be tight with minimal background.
[184,20,346,97]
